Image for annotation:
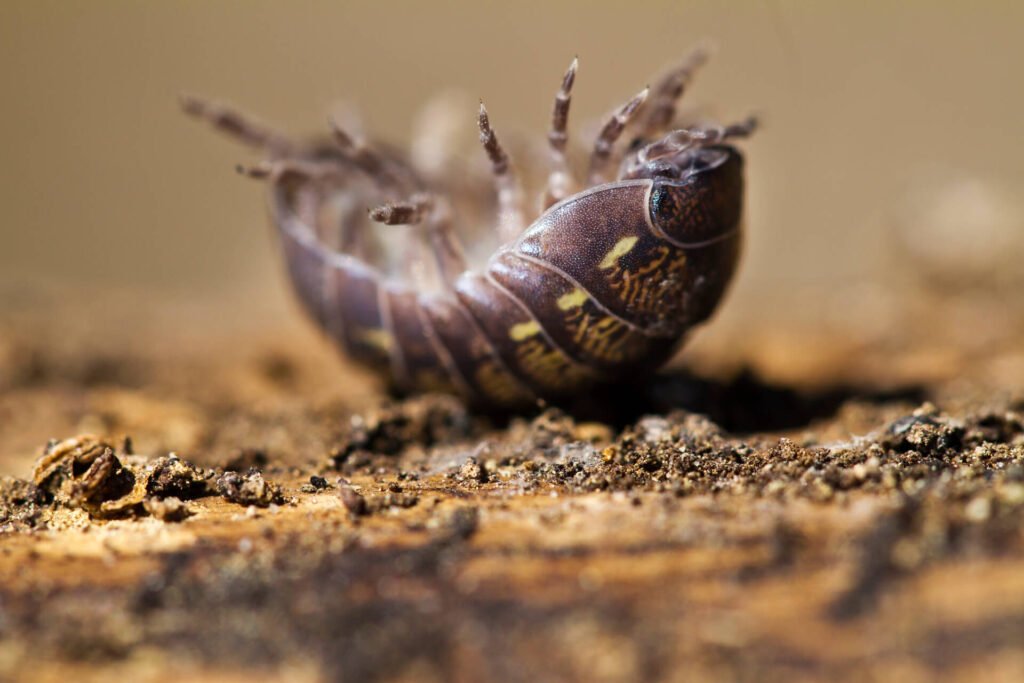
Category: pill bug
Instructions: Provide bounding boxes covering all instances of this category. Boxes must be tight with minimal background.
[183,48,755,410]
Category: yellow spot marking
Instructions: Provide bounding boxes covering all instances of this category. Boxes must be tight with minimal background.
[509,320,541,341]
[357,327,393,352]
[599,236,638,269]
[515,338,594,388]
[476,362,532,404]
[557,288,588,310]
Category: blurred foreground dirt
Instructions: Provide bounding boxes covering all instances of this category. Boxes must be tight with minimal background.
[1,278,1023,683]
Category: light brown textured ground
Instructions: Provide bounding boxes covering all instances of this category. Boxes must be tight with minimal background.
[1,277,1022,683]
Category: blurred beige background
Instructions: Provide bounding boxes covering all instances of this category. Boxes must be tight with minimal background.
[1,1,1021,326]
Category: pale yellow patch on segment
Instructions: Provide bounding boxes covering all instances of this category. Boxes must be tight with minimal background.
[508,320,542,341]
[476,362,533,405]
[556,288,588,311]
[599,236,639,269]
[357,328,394,352]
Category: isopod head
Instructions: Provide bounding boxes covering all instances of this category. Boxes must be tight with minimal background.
[649,146,743,246]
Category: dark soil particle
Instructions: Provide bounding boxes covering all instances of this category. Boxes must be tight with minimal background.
[146,454,212,499]
[329,395,480,467]
[337,480,367,516]
[215,469,285,507]
[0,476,47,532]
[300,474,331,493]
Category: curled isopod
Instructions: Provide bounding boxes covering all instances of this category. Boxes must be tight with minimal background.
[183,48,756,410]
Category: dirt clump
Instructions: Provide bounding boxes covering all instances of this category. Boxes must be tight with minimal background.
[146,453,212,499]
[329,394,479,468]
[7,434,246,522]
[0,476,47,532]
[31,435,145,518]
[215,469,285,507]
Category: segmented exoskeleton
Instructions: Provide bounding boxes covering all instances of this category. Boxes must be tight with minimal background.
[183,48,756,410]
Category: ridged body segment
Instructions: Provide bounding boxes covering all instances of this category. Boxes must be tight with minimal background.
[488,251,677,374]
[385,289,459,395]
[454,272,603,397]
[419,295,535,406]
[517,181,689,337]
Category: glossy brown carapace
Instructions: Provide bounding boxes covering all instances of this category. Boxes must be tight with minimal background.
[184,48,755,410]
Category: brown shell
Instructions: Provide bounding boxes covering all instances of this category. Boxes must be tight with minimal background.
[269,148,745,410]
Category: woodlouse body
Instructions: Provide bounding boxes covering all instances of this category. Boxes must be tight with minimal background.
[185,50,754,410]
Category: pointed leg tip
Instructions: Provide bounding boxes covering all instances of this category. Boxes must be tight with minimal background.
[626,87,650,113]
[477,102,494,136]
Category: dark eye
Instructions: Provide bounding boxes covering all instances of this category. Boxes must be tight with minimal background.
[649,183,680,226]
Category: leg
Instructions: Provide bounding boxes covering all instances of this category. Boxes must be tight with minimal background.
[637,44,712,137]
[630,114,759,170]
[180,94,297,157]
[368,194,435,226]
[328,118,418,195]
[236,160,342,238]
[541,57,578,211]
[478,102,525,244]
[369,193,467,289]
[246,158,385,260]
[336,197,373,257]
[587,87,649,186]
[235,159,340,183]
[721,115,759,141]
[423,199,466,289]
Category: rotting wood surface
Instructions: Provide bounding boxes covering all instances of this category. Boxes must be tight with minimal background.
[1,290,1023,683]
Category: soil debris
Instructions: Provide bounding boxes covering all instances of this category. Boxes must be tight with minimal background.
[2,289,1024,682]
[0,476,47,532]
[146,454,211,499]
[365,485,419,512]
[457,456,489,484]
[531,405,1024,503]
[31,435,144,517]
[300,474,331,493]
[883,402,965,454]
[337,480,367,516]
[329,394,477,467]
[5,435,223,522]
[215,468,285,507]
[143,495,191,522]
